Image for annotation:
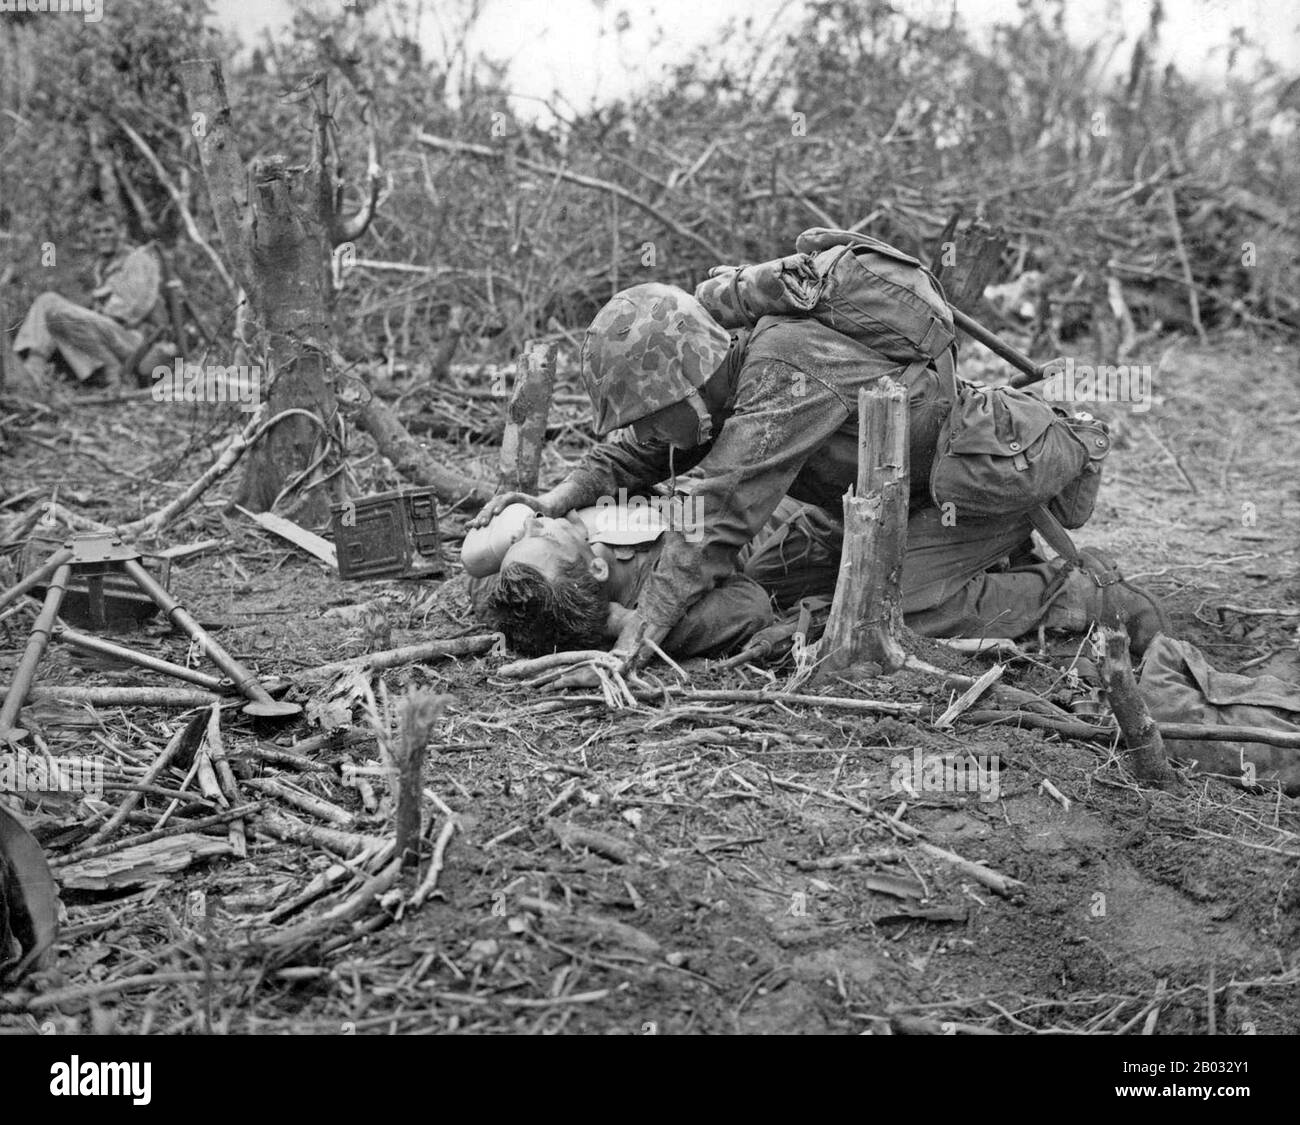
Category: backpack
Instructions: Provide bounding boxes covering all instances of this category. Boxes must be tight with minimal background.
[929,380,1112,528]
[697,228,1109,529]
[695,227,957,383]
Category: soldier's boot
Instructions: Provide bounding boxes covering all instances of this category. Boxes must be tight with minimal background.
[1041,568,1170,657]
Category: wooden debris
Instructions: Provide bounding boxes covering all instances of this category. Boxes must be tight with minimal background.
[516,895,663,959]
[56,834,232,891]
[243,777,355,828]
[933,663,1005,730]
[238,507,337,568]
[409,817,457,909]
[26,686,225,708]
[300,634,500,680]
[253,810,382,859]
[549,820,648,866]
[916,842,1024,898]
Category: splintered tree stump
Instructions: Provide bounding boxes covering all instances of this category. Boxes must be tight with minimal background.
[231,158,339,520]
[498,341,557,494]
[180,57,381,524]
[1093,625,1180,789]
[814,380,909,679]
[936,220,1009,337]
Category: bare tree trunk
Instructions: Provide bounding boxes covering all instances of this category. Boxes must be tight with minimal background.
[179,58,363,524]
[814,380,910,679]
[233,157,339,520]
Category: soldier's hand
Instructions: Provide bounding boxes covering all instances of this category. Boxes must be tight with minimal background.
[468,492,552,529]
[611,613,672,670]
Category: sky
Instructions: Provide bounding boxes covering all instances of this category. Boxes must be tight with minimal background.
[212,0,1300,119]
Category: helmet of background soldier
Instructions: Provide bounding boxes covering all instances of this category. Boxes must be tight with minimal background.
[579,283,731,436]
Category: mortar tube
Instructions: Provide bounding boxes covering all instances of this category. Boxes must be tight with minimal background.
[53,625,230,692]
[120,558,276,706]
[0,562,72,737]
[0,546,74,616]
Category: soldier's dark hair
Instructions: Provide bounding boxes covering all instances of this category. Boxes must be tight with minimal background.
[481,558,609,657]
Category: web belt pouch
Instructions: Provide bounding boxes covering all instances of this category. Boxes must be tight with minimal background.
[1047,414,1112,529]
[930,382,1090,521]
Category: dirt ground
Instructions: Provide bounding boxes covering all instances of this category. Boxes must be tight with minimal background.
[1,330,1298,1035]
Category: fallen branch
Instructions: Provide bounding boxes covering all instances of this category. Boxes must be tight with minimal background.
[27,685,224,707]
[917,841,1024,898]
[300,634,501,680]
[356,394,494,509]
[409,816,457,909]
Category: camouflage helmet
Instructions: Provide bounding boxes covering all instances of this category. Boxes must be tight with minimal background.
[580,283,731,436]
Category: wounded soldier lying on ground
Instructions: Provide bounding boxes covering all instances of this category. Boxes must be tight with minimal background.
[464,495,782,659]
[464,491,1167,663]
[468,282,1170,669]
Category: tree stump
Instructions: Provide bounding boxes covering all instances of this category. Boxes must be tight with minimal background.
[498,341,557,494]
[180,58,379,524]
[813,380,909,679]
[1093,625,1181,789]
[936,220,1009,341]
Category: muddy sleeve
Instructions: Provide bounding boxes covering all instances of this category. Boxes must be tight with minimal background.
[634,359,849,631]
[560,430,712,509]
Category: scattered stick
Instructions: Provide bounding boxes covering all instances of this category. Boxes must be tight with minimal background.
[409,817,457,909]
[81,722,194,849]
[27,686,224,708]
[253,810,381,859]
[243,777,355,827]
[497,651,621,679]
[550,820,647,865]
[53,803,265,867]
[300,634,500,680]
[1161,184,1208,345]
[933,664,1005,730]
[917,842,1024,897]
[202,704,247,859]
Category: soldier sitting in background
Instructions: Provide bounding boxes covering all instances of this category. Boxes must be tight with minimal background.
[15,209,171,390]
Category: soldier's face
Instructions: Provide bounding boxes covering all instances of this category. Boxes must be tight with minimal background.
[92,220,120,256]
[500,514,599,584]
[631,400,703,448]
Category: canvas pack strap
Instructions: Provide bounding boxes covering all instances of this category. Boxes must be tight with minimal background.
[1023,503,1125,630]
